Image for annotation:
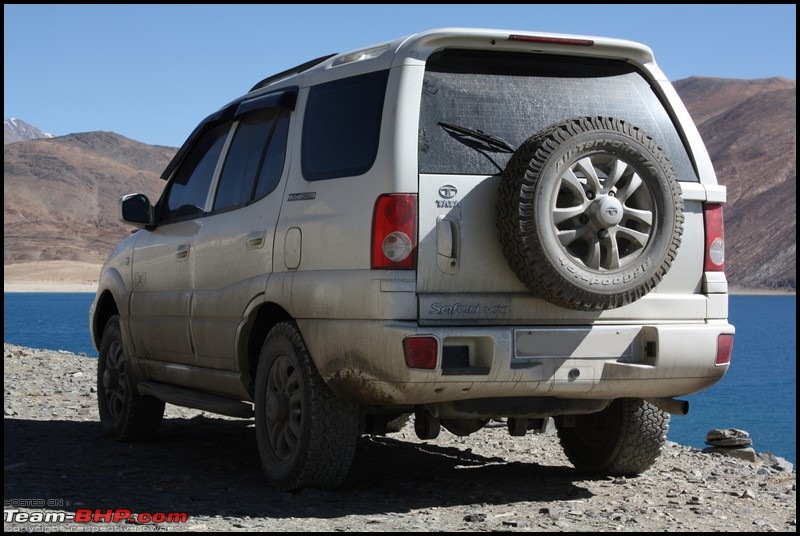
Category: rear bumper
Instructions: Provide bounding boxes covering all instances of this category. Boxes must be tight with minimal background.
[299,319,734,408]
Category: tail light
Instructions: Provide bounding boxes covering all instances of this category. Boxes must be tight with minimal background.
[403,336,438,369]
[371,194,417,269]
[716,333,734,365]
[703,204,725,272]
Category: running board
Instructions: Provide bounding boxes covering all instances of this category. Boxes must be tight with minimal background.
[138,382,254,419]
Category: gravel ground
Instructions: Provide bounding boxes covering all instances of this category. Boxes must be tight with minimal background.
[4,343,796,532]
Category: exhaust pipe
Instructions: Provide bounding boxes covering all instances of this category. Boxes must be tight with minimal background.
[647,398,689,416]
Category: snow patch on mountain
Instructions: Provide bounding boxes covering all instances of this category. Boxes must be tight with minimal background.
[4,118,54,144]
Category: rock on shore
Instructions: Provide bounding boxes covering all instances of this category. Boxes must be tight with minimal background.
[3,343,796,532]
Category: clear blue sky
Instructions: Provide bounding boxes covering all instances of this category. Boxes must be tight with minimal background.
[4,4,796,148]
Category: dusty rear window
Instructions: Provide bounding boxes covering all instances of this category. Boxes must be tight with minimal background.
[419,49,698,182]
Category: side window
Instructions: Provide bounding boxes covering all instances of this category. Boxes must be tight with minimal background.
[162,122,229,222]
[301,70,388,181]
[254,114,289,199]
[213,108,289,212]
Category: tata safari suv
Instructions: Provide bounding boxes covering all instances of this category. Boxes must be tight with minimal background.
[90,28,735,490]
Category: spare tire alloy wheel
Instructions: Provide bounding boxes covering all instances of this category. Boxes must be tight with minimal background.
[498,117,684,310]
[255,322,360,491]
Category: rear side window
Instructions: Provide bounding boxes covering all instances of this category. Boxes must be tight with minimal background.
[419,50,698,182]
[301,70,389,181]
[213,108,289,212]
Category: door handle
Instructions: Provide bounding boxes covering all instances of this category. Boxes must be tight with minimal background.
[436,218,457,258]
[176,244,190,260]
[246,230,266,250]
[436,217,460,275]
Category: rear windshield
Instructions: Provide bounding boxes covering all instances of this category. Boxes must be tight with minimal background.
[419,49,698,182]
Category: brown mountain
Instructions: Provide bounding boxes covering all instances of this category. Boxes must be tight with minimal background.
[2,77,796,290]
[674,77,796,290]
[3,132,174,264]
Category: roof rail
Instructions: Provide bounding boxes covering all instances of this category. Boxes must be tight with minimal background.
[249,53,337,92]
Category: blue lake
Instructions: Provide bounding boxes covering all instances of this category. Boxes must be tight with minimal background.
[3,292,795,465]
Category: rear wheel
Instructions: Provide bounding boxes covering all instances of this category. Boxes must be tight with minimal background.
[97,315,164,440]
[255,322,360,490]
[555,398,669,476]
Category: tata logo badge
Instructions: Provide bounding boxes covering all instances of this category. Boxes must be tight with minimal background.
[438,185,457,199]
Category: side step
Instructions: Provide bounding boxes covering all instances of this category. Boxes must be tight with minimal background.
[138,382,254,419]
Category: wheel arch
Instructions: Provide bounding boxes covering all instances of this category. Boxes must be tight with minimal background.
[240,301,292,399]
[91,267,128,351]
[91,290,120,349]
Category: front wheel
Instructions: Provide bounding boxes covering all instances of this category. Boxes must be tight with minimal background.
[97,315,164,440]
[555,398,669,476]
[255,322,360,490]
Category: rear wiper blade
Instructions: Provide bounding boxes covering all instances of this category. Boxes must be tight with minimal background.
[438,121,517,153]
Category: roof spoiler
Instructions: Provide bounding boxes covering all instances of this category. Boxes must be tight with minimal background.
[249,53,337,92]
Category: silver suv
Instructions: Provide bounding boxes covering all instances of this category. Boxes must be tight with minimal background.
[90,28,735,490]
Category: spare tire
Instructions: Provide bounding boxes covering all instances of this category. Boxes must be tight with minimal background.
[497,117,684,310]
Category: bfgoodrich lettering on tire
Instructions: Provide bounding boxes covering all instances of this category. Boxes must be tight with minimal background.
[255,321,360,490]
[497,117,684,310]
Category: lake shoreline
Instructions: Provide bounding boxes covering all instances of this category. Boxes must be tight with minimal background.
[4,280,796,296]
[4,281,99,293]
[4,260,797,295]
